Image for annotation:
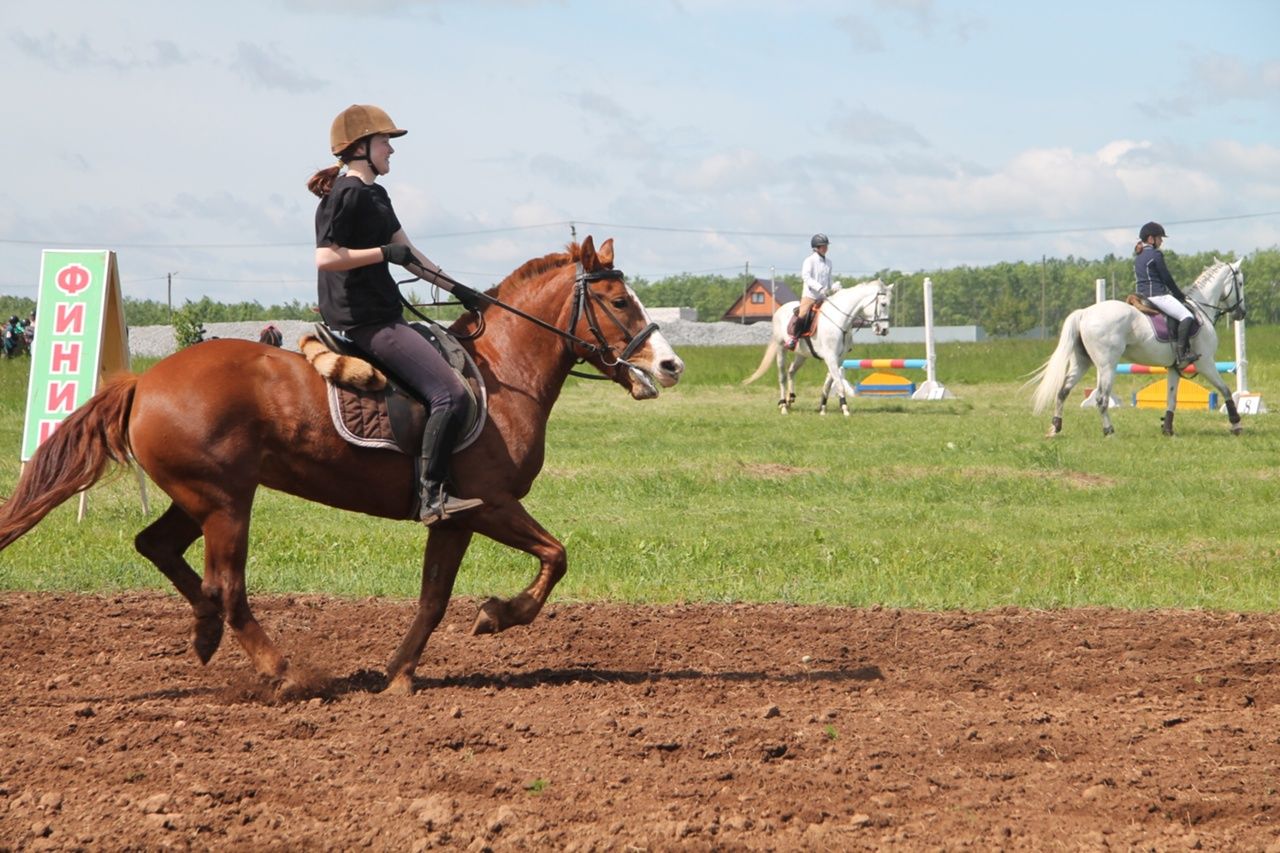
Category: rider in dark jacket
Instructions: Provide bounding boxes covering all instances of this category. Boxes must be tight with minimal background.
[1134,221,1197,369]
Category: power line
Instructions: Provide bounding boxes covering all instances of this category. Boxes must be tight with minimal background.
[575,210,1280,241]
[1,210,1274,251]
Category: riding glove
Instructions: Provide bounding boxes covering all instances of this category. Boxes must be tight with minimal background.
[451,283,489,312]
[380,243,416,266]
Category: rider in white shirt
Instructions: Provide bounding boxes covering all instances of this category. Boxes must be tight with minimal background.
[787,233,841,350]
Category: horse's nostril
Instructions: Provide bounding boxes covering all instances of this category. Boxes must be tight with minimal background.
[661,359,683,375]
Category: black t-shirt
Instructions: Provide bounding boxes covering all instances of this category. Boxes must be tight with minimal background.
[314,175,404,330]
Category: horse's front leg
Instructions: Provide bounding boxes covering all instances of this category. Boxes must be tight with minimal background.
[466,502,566,636]
[385,526,473,695]
[1162,371,1179,436]
[1193,363,1243,435]
[825,356,851,416]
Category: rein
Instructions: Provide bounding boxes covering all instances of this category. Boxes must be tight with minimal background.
[397,260,659,381]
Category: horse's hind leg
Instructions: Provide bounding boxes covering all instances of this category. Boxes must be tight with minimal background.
[1094,364,1118,436]
[134,504,224,663]
[1048,351,1090,437]
[385,526,473,695]
[777,351,795,414]
[201,510,290,684]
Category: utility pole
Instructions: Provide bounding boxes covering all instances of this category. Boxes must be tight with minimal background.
[167,272,178,319]
[570,222,577,242]
[742,261,751,324]
[1039,255,1047,339]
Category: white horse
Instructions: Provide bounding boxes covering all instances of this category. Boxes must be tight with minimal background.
[1030,259,1246,437]
[743,280,894,415]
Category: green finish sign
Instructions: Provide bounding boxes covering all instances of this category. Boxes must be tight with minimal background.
[21,250,130,462]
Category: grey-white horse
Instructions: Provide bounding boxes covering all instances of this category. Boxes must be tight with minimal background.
[742,280,894,415]
[1030,259,1246,437]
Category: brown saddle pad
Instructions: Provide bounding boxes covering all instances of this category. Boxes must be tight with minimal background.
[303,323,487,456]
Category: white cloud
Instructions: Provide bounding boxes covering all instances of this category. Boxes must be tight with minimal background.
[230,43,327,93]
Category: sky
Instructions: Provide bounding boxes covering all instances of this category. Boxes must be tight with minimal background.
[3,0,1278,308]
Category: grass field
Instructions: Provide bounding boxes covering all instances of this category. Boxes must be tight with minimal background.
[1,329,1277,610]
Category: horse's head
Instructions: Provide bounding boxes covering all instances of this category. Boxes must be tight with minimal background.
[869,281,895,336]
[569,236,684,399]
[1224,259,1246,322]
[1193,259,1246,323]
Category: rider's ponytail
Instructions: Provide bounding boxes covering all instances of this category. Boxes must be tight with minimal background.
[1133,239,1146,256]
[307,163,343,198]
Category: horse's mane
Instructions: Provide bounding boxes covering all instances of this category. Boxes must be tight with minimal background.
[492,243,580,297]
[1190,259,1229,292]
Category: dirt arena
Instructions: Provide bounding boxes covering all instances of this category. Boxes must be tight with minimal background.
[1,592,1278,851]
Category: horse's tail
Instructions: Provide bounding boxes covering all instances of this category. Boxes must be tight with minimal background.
[742,338,781,386]
[0,374,137,551]
[1029,309,1085,414]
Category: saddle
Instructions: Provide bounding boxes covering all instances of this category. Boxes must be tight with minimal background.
[786,298,825,341]
[1124,295,1200,343]
[300,322,487,457]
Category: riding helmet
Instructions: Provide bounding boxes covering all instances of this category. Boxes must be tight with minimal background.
[329,104,407,157]
[810,233,830,248]
[1139,221,1167,241]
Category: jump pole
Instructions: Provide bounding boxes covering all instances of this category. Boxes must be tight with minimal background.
[841,276,953,400]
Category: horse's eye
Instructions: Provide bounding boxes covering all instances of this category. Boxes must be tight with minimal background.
[611,297,628,309]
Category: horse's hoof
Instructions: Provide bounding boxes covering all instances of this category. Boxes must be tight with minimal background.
[383,674,415,696]
[471,598,504,635]
[1230,425,1243,436]
[1102,427,1115,437]
[192,618,224,665]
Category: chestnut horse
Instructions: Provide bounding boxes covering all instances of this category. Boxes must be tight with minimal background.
[0,237,684,696]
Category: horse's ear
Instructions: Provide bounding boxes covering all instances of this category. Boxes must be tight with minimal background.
[598,238,614,267]
[580,235,597,270]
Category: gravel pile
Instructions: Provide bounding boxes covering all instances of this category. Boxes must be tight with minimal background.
[126,318,771,358]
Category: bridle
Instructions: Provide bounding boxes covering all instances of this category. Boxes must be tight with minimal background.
[824,283,892,333]
[565,264,660,376]
[399,261,659,381]
[1188,262,1245,325]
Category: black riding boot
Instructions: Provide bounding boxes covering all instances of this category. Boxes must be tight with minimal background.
[1174,318,1198,369]
[417,409,483,526]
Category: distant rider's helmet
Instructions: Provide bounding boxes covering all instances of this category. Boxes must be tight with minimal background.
[1139,222,1167,241]
[810,233,830,249]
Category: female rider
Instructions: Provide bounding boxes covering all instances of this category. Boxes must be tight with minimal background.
[307,104,485,525]
[1134,221,1197,369]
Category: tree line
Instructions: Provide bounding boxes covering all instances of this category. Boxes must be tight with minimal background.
[625,246,1280,335]
[1,247,1276,335]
